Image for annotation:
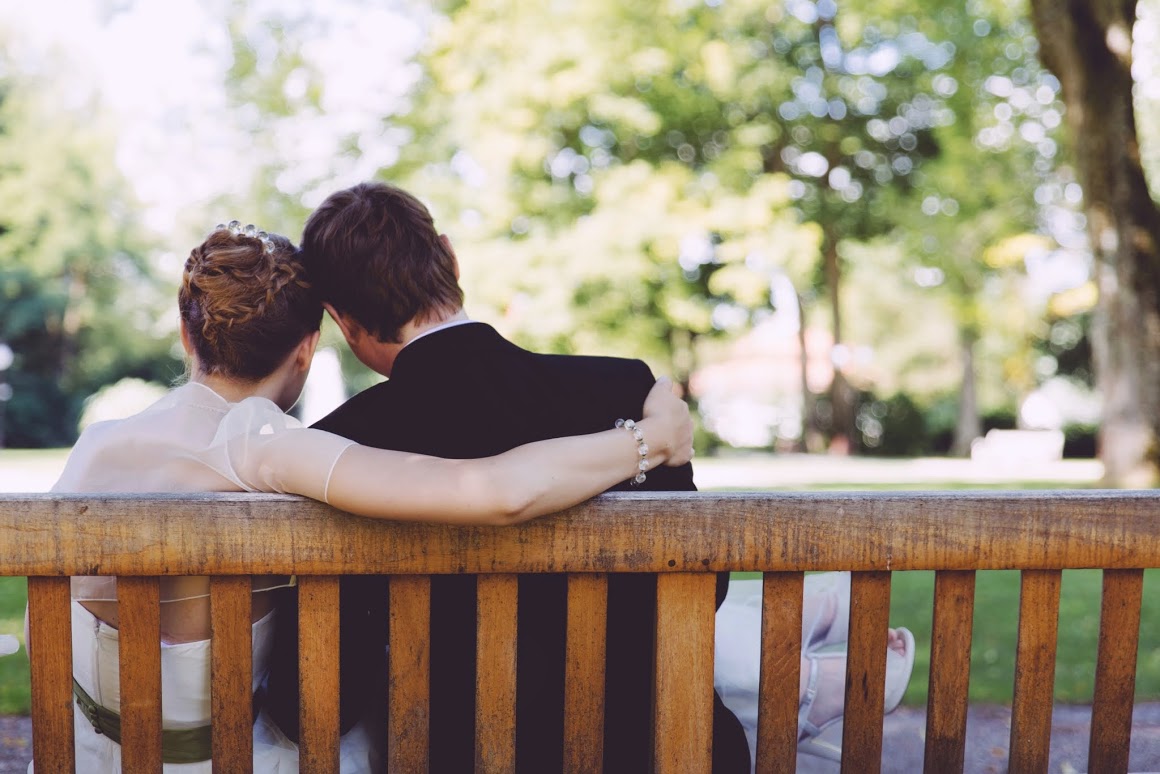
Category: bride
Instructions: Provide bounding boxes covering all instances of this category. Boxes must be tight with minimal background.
[40,223,696,773]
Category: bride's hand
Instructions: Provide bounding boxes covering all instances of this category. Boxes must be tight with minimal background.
[641,377,695,467]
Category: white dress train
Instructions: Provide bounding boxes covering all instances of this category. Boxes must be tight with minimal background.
[715,574,851,770]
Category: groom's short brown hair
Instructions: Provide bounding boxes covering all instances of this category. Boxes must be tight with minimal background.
[302,182,463,343]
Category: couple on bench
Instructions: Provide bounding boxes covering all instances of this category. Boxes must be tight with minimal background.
[44,182,914,772]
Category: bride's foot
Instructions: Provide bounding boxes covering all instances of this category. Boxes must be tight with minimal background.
[797,651,847,762]
[797,628,917,761]
[885,627,916,714]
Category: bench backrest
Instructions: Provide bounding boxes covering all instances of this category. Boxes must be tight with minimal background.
[7,490,1158,773]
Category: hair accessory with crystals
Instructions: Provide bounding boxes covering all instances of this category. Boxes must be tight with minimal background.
[215,220,277,255]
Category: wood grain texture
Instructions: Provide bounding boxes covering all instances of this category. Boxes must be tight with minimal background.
[26,576,75,774]
[475,574,518,774]
[1009,570,1062,773]
[563,573,608,774]
[6,490,1160,575]
[1088,568,1144,774]
[210,576,253,771]
[924,570,975,774]
[388,575,431,773]
[840,571,891,774]
[755,572,804,774]
[654,573,716,774]
[118,576,163,773]
[298,575,341,773]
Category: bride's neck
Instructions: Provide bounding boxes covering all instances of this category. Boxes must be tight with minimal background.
[191,370,284,407]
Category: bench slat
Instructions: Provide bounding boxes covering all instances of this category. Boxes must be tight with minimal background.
[563,573,607,774]
[654,572,716,774]
[924,570,975,774]
[210,576,253,772]
[27,576,75,774]
[840,571,891,774]
[118,576,163,773]
[476,574,518,773]
[298,575,341,773]
[755,571,804,774]
[388,575,431,772]
[1088,568,1144,774]
[1009,569,1062,772]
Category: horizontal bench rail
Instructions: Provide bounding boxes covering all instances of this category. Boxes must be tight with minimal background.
[4,490,1160,575]
[7,490,1158,773]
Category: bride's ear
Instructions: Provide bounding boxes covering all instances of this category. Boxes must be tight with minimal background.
[294,330,322,372]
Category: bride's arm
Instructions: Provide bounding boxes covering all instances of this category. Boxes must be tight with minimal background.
[268,379,693,526]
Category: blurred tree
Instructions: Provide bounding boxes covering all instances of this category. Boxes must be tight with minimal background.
[393,0,986,450]
[1030,0,1160,485]
[217,0,1087,456]
[391,0,1082,455]
[393,0,824,407]
[0,63,175,446]
[892,0,1067,455]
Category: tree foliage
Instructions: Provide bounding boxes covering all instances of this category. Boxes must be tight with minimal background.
[0,58,175,446]
[390,0,1077,451]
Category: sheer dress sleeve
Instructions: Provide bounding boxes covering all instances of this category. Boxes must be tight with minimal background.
[208,396,357,503]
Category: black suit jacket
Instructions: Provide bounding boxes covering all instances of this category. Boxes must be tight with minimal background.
[269,323,748,772]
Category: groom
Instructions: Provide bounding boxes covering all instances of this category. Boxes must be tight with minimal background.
[283,181,749,772]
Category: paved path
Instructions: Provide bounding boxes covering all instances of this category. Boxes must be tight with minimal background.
[793,703,1160,773]
[2,704,1158,771]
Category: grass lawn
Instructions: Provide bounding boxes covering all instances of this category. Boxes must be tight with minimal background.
[891,568,1160,705]
[0,577,28,715]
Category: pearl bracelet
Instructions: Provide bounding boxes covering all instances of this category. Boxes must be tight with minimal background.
[615,418,650,485]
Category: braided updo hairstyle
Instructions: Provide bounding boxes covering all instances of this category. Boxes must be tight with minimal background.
[179,228,323,381]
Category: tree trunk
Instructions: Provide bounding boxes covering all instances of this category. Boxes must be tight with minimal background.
[822,231,855,454]
[1030,0,1160,486]
[797,289,821,453]
[951,333,982,457]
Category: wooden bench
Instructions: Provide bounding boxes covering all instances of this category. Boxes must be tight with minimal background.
[5,489,1157,773]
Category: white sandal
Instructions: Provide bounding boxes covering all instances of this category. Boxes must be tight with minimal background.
[797,627,916,762]
[797,650,847,761]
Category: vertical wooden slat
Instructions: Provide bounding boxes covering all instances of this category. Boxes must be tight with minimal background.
[839,571,892,774]
[563,573,608,774]
[210,576,253,772]
[1088,568,1144,774]
[299,575,341,773]
[388,575,431,773]
[755,571,804,774]
[924,570,976,774]
[654,572,717,774]
[475,574,519,774]
[118,576,163,773]
[1009,569,1062,773]
[27,576,75,774]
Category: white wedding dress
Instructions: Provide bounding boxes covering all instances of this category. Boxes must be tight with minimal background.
[37,382,379,773]
[715,573,851,770]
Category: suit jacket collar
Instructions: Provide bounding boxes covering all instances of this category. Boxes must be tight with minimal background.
[389,321,507,379]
